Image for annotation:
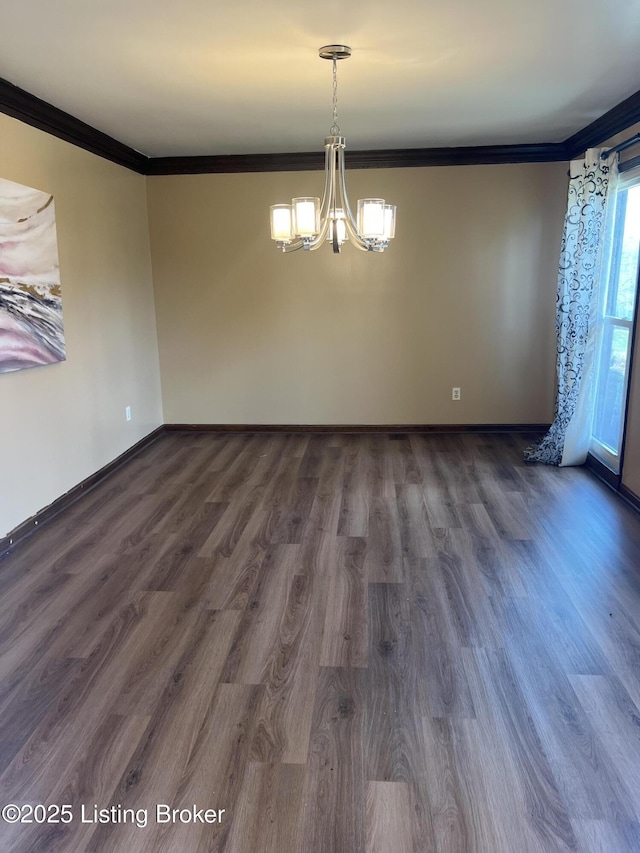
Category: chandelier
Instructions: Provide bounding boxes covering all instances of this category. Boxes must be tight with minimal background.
[269,45,396,254]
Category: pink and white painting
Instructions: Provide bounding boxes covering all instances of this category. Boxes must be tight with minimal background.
[0,177,65,374]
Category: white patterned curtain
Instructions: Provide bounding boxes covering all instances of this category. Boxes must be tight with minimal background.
[525,148,618,467]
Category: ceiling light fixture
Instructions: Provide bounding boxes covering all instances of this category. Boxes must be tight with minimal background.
[270,45,396,254]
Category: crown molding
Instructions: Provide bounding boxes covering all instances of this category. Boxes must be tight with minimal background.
[145,151,324,174]
[0,76,147,173]
[146,143,569,175]
[2,71,640,174]
[565,88,640,159]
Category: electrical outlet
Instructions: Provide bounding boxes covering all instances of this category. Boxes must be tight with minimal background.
[452,387,461,401]
[125,405,132,422]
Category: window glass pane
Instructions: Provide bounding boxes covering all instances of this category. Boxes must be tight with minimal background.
[593,324,630,453]
[614,184,640,320]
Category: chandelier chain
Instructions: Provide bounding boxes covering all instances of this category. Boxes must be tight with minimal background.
[330,57,340,135]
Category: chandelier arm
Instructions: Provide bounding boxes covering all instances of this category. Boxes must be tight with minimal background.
[336,148,356,227]
[346,230,371,251]
[303,142,337,250]
[332,225,340,253]
[305,216,332,250]
[317,143,335,223]
[343,213,371,251]
[335,148,371,251]
[278,238,306,253]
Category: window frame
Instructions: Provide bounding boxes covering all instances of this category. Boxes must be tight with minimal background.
[590,169,640,473]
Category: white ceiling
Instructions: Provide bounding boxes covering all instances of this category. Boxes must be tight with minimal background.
[2,0,640,157]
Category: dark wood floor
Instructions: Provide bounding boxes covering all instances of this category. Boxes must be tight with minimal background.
[1,431,640,852]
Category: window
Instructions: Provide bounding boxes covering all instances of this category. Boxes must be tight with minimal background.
[590,177,640,471]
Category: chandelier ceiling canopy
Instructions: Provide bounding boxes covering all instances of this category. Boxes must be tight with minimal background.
[270,45,396,254]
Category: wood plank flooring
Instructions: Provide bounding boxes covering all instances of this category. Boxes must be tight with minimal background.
[1,430,640,852]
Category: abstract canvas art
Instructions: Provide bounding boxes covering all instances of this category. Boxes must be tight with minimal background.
[0,177,65,374]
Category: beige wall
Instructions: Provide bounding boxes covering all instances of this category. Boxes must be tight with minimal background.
[147,162,567,426]
[1,113,163,537]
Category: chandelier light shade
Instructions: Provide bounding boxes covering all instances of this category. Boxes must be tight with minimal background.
[270,45,397,254]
